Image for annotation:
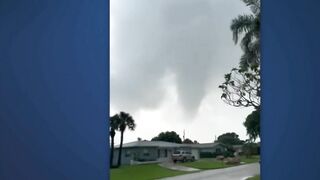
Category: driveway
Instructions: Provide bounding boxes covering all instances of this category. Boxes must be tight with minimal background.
[160,163,260,180]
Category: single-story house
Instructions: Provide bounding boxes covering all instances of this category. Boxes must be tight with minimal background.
[112,140,227,165]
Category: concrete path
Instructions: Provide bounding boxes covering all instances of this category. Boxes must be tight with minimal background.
[160,163,259,180]
[159,162,200,172]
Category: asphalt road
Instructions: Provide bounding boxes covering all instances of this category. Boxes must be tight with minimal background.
[160,163,260,180]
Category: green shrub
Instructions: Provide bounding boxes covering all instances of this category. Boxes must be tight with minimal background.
[200,150,235,158]
[242,143,260,157]
[223,151,234,157]
[199,152,216,158]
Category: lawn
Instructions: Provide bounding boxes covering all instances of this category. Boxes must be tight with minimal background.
[110,156,260,180]
[240,155,260,163]
[110,164,189,180]
[178,156,260,170]
[246,175,260,180]
[179,158,232,170]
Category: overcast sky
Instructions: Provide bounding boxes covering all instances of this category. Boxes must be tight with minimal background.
[110,0,254,144]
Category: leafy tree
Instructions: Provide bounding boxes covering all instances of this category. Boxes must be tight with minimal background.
[116,112,136,167]
[219,67,260,109]
[109,114,120,167]
[244,109,260,141]
[182,138,194,144]
[219,0,261,141]
[219,67,261,140]
[216,132,244,146]
[220,0,260,108]
[151,131,182,144]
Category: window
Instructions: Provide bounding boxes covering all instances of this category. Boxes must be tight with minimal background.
[125,150,131,157]
[143,149,150,156]
[165,149,168,157]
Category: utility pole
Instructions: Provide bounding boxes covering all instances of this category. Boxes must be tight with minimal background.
[183,129,185,141]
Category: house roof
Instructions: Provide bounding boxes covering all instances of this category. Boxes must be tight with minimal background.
[114,141,180,148]
[232,145,243,148]
[114,140,222,149]
[187,142,223,148]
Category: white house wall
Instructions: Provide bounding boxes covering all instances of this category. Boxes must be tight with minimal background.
[111,143,226,165]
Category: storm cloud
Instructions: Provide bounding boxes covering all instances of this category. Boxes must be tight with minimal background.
[111,0,250,113]
[110,0,253,142]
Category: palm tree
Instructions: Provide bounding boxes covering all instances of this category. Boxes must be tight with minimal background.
[230,0,260,70]
[109,114,120,167]
[117,111,136,167]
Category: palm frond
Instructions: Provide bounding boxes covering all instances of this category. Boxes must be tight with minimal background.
[230,14,255,44]
[240,30,254,51]
[110,114,120,130]
[239,51,259,71]
[118,111,136,131]
[242,0,260,15]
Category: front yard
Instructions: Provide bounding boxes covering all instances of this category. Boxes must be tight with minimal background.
[110,156,260,180]
[240,155,260,164]
[179,155,260,170]
[179,158,231,170]
[110,163,189,180]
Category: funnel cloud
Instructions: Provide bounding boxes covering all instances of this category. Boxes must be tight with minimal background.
[111,0,254,143]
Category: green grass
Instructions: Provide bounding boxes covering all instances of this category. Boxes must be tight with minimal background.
[240,155,260,163]
[110,164,189,180]
[246,175,260,180]
[110,156,261,180]
[178,156,260,170]
[179,158,232,170]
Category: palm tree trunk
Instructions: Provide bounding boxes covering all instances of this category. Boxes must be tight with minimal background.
[117,131,124,167]
[110,134,115,167]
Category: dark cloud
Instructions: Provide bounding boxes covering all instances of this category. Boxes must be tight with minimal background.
[111,0,250,115]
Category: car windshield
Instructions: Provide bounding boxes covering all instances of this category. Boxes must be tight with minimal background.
[173,151,181,154]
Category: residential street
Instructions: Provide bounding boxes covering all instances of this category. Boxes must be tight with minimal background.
[160,163,259,180]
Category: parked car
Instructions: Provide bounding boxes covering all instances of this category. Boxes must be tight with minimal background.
[171,150,195,163]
